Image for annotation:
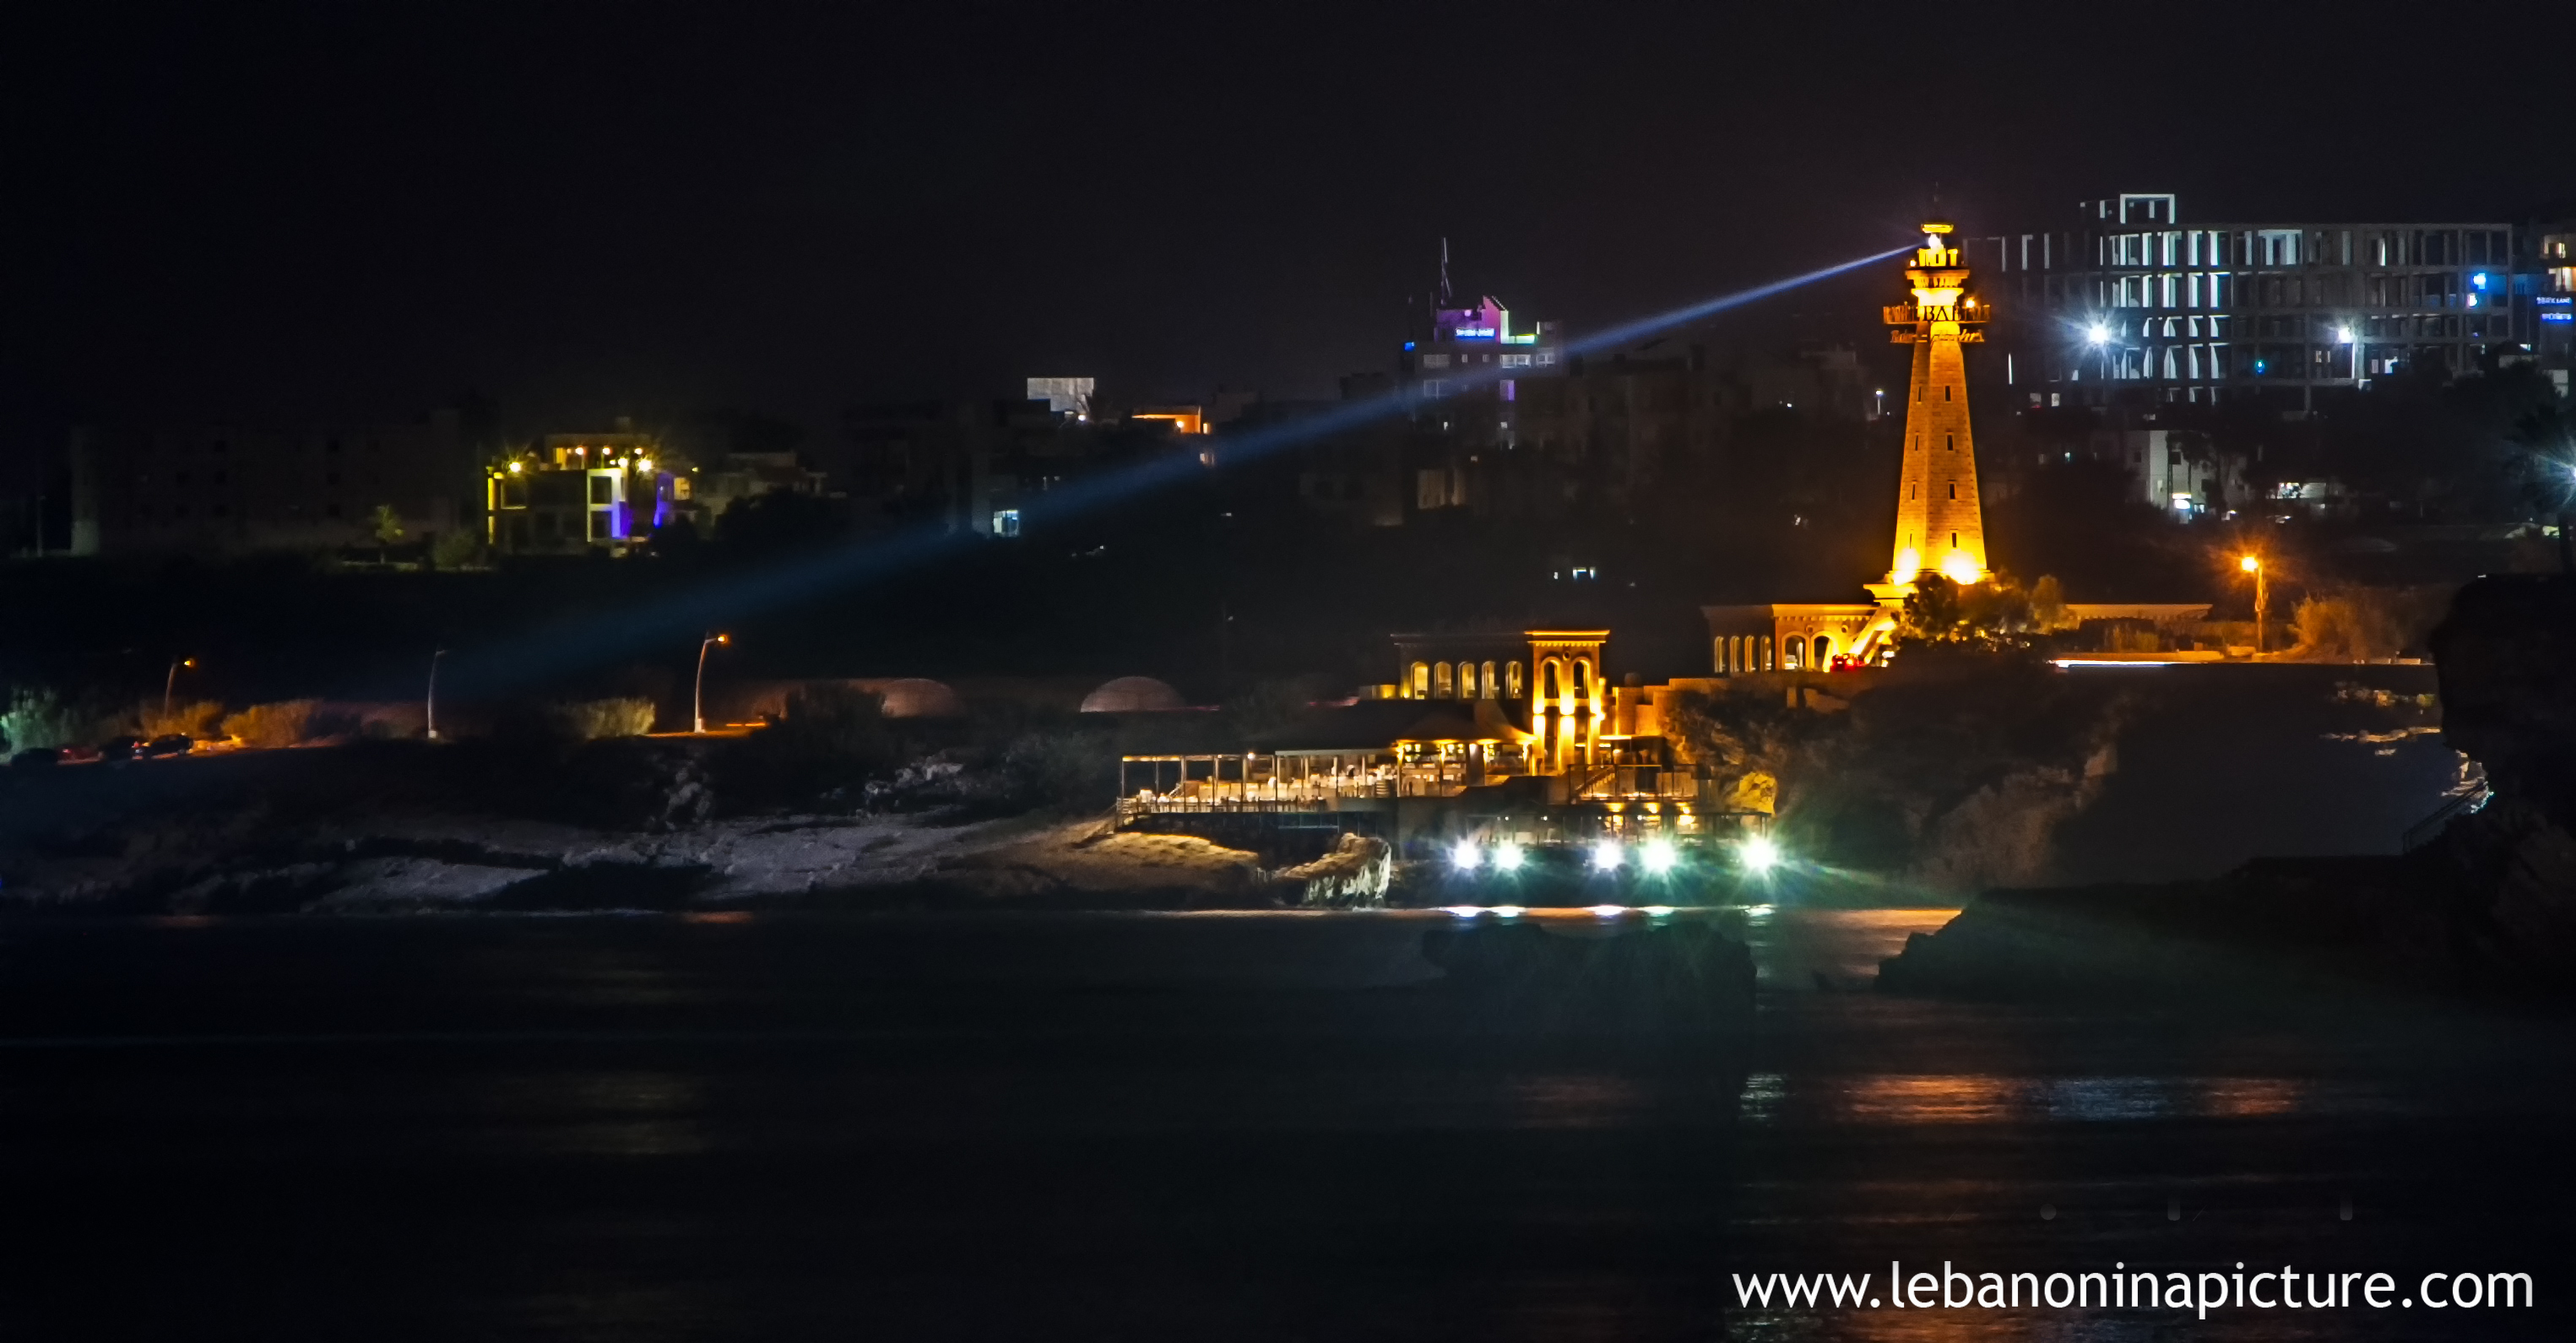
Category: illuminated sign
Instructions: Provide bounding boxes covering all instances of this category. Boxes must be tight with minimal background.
[2537,296,2571,306]
[2542,312,2574,323]
[1451,328,1496,339]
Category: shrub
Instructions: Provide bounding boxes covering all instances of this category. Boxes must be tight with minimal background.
[431,529,485,570]
[221,700,322,749]
[134,698,226,739]
[549,697,658,740]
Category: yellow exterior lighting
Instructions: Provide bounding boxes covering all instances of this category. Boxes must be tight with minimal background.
[1879,219,1990,593]
[507,461,523,474]
[2239,555,2260,572]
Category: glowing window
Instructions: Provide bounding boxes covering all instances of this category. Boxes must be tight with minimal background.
[1456,662,1476,698]
[1480,661,1498,700]
[992,509,1021,538]
[1505,661,1525,698]
[1433,663,1455,698]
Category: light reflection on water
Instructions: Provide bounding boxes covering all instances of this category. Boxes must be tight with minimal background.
[1741,1072,2346,1127]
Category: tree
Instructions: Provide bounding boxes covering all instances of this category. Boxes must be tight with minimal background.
[1895,575,2047,652]
[369,505,406,562]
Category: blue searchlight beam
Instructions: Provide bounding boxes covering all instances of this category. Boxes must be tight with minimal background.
[437,241,1913,698]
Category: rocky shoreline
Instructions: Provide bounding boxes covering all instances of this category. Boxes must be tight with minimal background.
[1879,573,2576,1002]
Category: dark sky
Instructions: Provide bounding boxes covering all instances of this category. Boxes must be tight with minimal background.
[5,0,2569,467]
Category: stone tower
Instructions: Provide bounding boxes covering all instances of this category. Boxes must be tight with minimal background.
[1879,221,1989,590]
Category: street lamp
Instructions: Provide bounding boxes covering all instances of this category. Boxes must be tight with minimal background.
[163,658,196,720]
[2239,555,2268,656]
[693,633,730,734]
[426,649,448,741]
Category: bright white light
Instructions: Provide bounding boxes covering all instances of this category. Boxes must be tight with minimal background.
[1641,905,1676,917]
[1590,841,1623,872]
[1741,835,1782,873]
[1940,550,1981,584]
[1451,840,1482,870]
[1489,905,1526,918]
[2085,322,2110,345]
[1441,905,1483,918]
[1493,842,1525,872]
[1587,903,1627,918]
[2335,328,2354,344]
[1641,839,1678,875]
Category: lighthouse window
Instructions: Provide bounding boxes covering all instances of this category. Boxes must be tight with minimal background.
[1948,483,1956,499]
[1945,434,1955,450]
[1944,385,1952,401]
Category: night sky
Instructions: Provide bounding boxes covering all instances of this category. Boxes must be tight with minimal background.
[5,1,2570,472]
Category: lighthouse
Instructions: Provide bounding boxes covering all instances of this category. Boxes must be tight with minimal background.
[1874,221,1990,595]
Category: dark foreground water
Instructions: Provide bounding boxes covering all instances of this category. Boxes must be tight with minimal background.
[1,909,2567,1341]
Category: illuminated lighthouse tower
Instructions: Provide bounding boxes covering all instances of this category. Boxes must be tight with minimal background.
[1874,221,1990,595]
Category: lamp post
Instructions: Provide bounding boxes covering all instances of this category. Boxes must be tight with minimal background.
[2240,555,2267,656]
[426,649,448,741]
[693,634,729,734]
[163,658,196,721]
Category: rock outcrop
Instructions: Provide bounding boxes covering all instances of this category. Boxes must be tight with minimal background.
[1879,573,2576,999]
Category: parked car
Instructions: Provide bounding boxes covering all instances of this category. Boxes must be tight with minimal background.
[95,737,141,761]
[57,745,102,764]
[140,734,194,758]
[8,747,61,767]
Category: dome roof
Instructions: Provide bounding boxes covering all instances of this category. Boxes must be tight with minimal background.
[1080,676,1186,713]
[869,678,964,719]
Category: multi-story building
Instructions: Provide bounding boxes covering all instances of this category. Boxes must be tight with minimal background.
[1973,194,2524,410]
[59,410,472,557]
[485,429,684,555]
[2530,223,2575,394]
[843,395,1109,538]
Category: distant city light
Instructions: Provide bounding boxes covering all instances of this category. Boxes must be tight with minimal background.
[1489,905,1526,918]
[1451,839,1482,870]
[1640,905,1676,917]
[1493,842,1525,872]
[1442,905,1483,918]
[1587,904,1627,918]
[1590,841,1623,872]
[2240,555,2261,572]
[1641,838,1678,875]
[1740,835,1781,873]
[2335,328,2354,344]
[2085,322,2110,344]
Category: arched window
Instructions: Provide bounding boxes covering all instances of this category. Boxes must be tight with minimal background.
[1814,635,1833,664]
[1783,638,1803,670]
[1433,662,1455,698]
[1409,662,1429,698]
[1505,661,1525,698]
[1760,636,1775,670]
[1480,661,1498,699]
[1456,662,1476,699]
[1540,658,1564,701]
